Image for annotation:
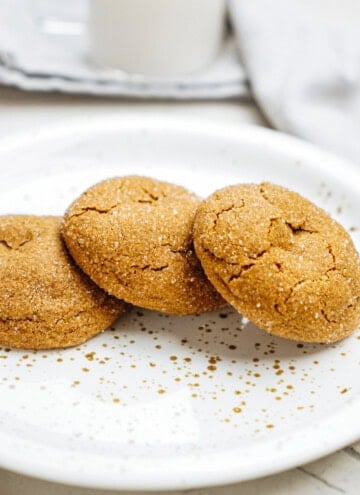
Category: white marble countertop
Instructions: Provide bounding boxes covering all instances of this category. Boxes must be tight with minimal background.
[0,86,359,495]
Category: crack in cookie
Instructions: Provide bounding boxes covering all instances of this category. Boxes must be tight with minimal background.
[0,216,125,349]
[194,182,360,343]
[63,176,225,315]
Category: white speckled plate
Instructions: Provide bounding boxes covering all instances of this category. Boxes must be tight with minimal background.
[0,115,359,490]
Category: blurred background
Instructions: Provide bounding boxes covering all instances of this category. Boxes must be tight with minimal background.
[1,0,359,162]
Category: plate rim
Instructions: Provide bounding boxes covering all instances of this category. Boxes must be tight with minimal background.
[0,113,359,490]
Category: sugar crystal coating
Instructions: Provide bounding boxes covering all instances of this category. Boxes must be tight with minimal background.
[0,216,124,349]
[62,176,225,315]
[193,183,360,343]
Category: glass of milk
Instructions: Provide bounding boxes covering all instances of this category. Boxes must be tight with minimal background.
[88,0,226,77]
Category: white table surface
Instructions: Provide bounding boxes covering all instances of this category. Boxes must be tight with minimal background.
[0,86,359,495]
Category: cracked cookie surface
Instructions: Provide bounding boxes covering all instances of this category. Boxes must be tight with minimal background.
[193,183,360,343]
[62,176,225,315]
[0,216,124,349]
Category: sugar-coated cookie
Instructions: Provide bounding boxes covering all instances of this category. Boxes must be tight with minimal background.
[0,216,124,349]
[62,176,224,315]
[193,183,360,343]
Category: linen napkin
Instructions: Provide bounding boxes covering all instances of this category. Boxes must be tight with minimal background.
[229,0,360,163]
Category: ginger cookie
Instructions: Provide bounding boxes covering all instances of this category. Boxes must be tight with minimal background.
[193,182,360,343]
[62,176,224,315]
[0,216,124,349]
